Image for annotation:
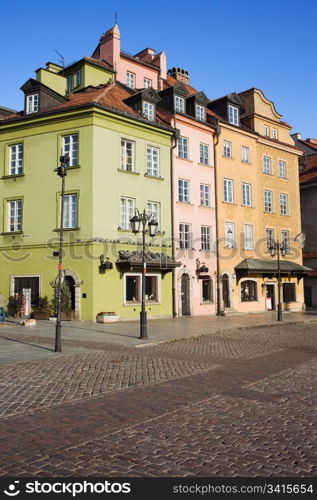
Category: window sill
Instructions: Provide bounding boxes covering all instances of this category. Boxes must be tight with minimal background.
[124,301,161,307]
[241,161,251,165]
[222,201,237,205]
[200,301,214,305]
[53,227,80,232]
[117,169,140,175]
[198,162,213,167]
[199,204,213,208]
[1,231,24,236]
[176,157,193,163]
[176,201,193,205]
[222,155,234,159]
[144,173,164,180]
[262,172,273,176]
[1,174,25,179]
[241,204,255,209]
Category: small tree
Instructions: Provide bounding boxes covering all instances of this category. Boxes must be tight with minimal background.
[60,283,72,312]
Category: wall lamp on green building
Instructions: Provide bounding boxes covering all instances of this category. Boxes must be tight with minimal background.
[99,255,113,274]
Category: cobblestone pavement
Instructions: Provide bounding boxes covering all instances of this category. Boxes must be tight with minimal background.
[0,323,316,477]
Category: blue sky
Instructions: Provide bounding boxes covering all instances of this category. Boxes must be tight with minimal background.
[1,0,316,138]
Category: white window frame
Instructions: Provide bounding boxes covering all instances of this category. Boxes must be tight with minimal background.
[127,71,135,89]
[241,146,250,163]
[9,143,23,175]
[200,184,211,207]
[242,183,252,206]
[146,146,160,177]
[124,272,161,305]
[264,190,273,213]
[147,201,161,232]
[228,105,239,125]
[281,230,290,254]
[272,128,278,139]
[266,228,275,251]
[175,96,185,113]
[280,193,289,215]
[63,193,78,229]
[120,139,135,171]
[199,143,209,165]
[201,225,212,251]
[179,223,192,249]
[224,221,236,249]
[144,78,152,88]
[178,179,190,203]
[143,101,155,121]
[75,70,81,87]
[224,178,234,203]
[120,196,135,230]
[264,125,270,136]
[263,156,272,174]
[223,140,232,158]
[63,133,79,166]
[178,136,189,159]
[279,160,287,179]
[243,224,254,250]
[195,105,205,121]
[26,94,39,114]
[67,74,73,90]
[7,199,22,233]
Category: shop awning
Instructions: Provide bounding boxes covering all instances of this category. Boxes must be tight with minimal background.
[235,259,311,280]
[116,250,181,277]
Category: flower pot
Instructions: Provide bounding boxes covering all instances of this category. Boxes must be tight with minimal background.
[96,314,120,323]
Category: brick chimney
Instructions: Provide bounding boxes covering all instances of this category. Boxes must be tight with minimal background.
[92,24,120,67]
[167,67,190,84]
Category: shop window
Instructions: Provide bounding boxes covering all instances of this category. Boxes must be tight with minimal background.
[241,280,257,302]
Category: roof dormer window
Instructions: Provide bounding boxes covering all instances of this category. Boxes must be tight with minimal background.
[228,105,239,125]
[196,104,205,121]
[143,101,155,121]
[26,94,39,114]
[175,96,185,113]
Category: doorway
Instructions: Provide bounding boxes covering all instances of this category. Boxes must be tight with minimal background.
[266,284,275,310]
[181,274,190,316]
[64,276,76,311]
[222,274,230,308]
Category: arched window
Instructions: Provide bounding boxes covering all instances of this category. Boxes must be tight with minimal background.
[241,280,257,302]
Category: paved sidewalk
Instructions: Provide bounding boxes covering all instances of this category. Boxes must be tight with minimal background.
[0,311,316,363]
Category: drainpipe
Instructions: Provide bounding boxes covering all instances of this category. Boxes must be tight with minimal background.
[213,120,224,315]
[171,114,179,318]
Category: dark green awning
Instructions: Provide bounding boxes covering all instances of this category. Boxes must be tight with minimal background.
[235,259,311,274]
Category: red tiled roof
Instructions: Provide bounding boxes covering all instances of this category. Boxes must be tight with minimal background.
[299,153,317,184]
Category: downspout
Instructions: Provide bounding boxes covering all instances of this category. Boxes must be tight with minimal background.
[171,113,178,318]
[213,120,224,315]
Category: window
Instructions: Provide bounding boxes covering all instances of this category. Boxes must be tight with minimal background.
[147,201,160,231]
[224,178,234,203]
[264,125,270,136]
[145,275,159,301]
[179,223,191,249]
[263,156,272,174]
[144,78,152,88]
[7,199,22,232]
[63,134,78,166]
[125,274,159,303]
[175,96,185,113]
[241,280,257,302]
[202,278,213,303]
[283,283,296,303]
[14,276,40,306]
[195,105,205,121]
[199,143,209,165]
[75,70,81,87]
[200,184,211,206]
[67,75,72,90]
[281,230,290,254]
[127,71,135,89]
[228,105,239,125]
[146,146,160,177]
[120,197,135,230]
[9,144,23,175]
[63,194,78,229]
[243,224,253,250]
[224,222,235,248]
[26,94,39,114]
[201,225,212,251]
[178,179,190,203]
[279,160,287,179]
[125,275,140,302]
[242,183,252,206]
[272,128,278,139]
[264,190,273,212]
[178,136,189,159]
[121,139,135,171]
[223,140,232,158]
[280,193,289,215]
[241,146,250,163]
[143,101,155,121]
[266,228,275,251]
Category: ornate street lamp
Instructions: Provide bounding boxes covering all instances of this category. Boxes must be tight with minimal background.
[269,238,287,321]
[130,208,158,339]
[55,153,70,352]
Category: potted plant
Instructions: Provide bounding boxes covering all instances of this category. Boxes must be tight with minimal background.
[96,311,120,323]
[51,284,74,321]
[31,296,53,320]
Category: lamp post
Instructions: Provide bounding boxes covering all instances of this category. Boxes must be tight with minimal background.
[55,153,70,352]
[130,208,158,339]
[269,239,287,321]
